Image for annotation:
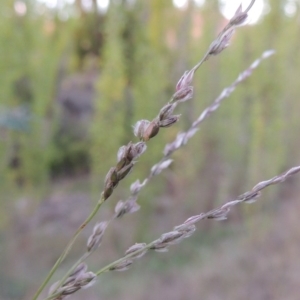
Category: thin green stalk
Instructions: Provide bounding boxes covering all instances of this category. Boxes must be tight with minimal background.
[32,194,105,300]
[44,289,62,300]
[50,219,112,295]
[95,242,156,276]
[51,252,91,295]
[193,49,211,72]
[244,0,255,14]
[43,241,156,300]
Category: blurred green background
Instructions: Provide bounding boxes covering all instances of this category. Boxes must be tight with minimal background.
[1,0,300,299]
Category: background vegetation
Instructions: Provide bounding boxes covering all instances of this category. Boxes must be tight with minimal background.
[1,0,300,299]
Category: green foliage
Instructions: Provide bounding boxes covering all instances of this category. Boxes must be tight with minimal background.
[1,0,300,208]
[0,1,73,190]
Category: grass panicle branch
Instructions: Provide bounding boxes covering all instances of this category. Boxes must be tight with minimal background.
[115,49,275,223]
[98,165,300,273]
[45,165,300,300]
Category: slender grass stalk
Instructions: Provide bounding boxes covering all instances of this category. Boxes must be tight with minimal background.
[50,220,111,295]
[94,241,156,276]
[50,252,91,295]
[32,194,105,300]
[44,165,300,300]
